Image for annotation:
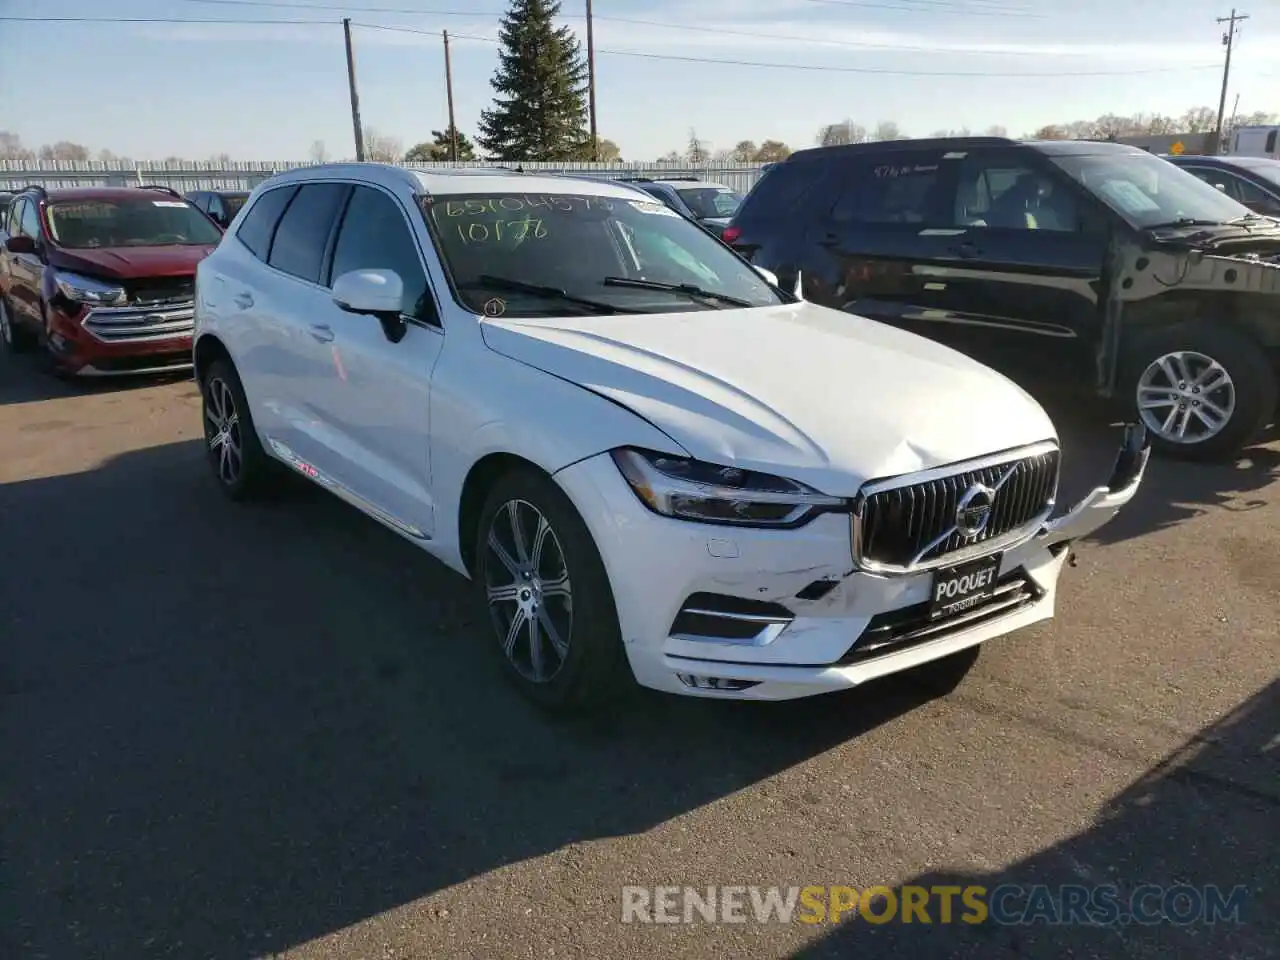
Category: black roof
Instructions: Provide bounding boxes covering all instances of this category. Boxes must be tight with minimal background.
[788,136,1149,163]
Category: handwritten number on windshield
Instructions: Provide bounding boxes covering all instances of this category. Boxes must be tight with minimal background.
[455,218,548,244]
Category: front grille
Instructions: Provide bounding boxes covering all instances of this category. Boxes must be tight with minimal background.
[123,276,195,306]
[856,445,1060,570]
[82,303,195,343]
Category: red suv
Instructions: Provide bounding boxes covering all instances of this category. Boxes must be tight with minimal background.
[0,185,223,377]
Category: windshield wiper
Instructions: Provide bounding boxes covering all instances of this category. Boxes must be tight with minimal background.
[602,276,754,308]
[1225,212,1276,225]
[465,275,629,315]
[1145,217,1226,230]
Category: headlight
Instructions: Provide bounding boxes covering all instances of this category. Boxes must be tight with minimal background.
[610,448,844,528]
[54,271,127,306]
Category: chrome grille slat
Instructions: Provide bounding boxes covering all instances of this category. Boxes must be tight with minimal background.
[82,302,195,344]
[855,444,1061,572]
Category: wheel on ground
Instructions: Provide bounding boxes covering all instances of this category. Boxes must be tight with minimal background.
[1121,322,1277,462]
[200,358,273,500]
[474,468,628,712]
[909,644,981,696]
[0,296,35,353]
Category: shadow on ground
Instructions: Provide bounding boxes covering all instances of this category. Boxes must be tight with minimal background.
[0,440,961,959]
[0,351,192,407]
[793,679,1280,958]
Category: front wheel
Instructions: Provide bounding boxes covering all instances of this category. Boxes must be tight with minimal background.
[1121,322,1277,462]
[0,296,35,353]
[474,468,628,713]
[200,358,275,500]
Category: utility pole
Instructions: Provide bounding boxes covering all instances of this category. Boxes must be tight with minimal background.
[343,18,365,161]
[443,30,459,162]
[585,0,599,161]
[1214,9,1248,155]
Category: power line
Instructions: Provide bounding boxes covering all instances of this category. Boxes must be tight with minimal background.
[797,0,1043,18]
[0,15,1222,77]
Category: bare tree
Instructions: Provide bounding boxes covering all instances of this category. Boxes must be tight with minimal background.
[209,152,232,165]
[685,128,709,163]
[871,121,905,141]
[362,127,403,163]
[817,120,867,147]
[730,140,758,162]
[1181,106,1217,133]
[309,140,328,163]
[1032,124,1069,140]
[985,125,1008,137]
[656,150,682,163]
[0,131,32,161]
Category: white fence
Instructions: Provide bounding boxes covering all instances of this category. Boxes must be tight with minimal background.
[0,160,770,194]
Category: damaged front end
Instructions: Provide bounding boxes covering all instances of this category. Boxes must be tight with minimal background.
[1038,423,1151,547]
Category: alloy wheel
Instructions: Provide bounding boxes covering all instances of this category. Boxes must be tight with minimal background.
[1136,350,1236,445]
[203,376,244,486]
[483,498,574,684]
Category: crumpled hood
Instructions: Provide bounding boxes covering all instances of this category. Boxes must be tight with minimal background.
[481,301,1057,496]
[48,244,215,280]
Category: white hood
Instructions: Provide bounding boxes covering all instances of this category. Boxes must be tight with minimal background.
[481,302,1057,496]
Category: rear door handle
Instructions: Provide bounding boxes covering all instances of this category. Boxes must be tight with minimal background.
[233,292,254,309]
[309,324,335,343]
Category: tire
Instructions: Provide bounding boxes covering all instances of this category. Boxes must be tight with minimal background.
[474,467,629,713]
[200,358,275,501]
[36,302,75,379]
[908,644,981,697]
[1120,321,1277,462]
[0,296,35,354]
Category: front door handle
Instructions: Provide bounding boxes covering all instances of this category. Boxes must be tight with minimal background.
[309,324,335,343]
[233,292,254,309]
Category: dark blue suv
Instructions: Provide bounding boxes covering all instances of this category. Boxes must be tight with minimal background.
[614,177,744,240]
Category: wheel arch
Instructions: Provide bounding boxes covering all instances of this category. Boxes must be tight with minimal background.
[457,452,555,579]
[193,332,232,384]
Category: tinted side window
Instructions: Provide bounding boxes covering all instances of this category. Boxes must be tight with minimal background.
[952,156,1079,232]
[208,196,226,223]
[7,198,24,236]
[737,159,829,221]
[187,193,207,212]
[21,200,41,239]
[266,183,348,283]
[236,185,298,261]
[329,186,431,319]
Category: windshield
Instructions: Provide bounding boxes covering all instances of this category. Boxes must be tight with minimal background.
[421,191,782,318]
[46,198,224,249]
[676,186,743,220]
[1226,157,1280,189]
[1049,152,1251,229]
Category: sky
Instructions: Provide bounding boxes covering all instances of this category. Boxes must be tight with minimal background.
[0,0,1276,162]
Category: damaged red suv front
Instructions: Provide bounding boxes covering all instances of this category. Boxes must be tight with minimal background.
[0,186,222,376]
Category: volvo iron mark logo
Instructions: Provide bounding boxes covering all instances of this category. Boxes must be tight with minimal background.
[955,484,996,538]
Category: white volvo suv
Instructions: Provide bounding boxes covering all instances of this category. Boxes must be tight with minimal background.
[192,163,1149,710]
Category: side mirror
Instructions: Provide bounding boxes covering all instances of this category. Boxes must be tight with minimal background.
[332,269,408,343]
[753,265,779,287]
[4,235,36,255]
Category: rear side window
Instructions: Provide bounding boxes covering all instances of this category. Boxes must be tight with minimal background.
[736,159,829,221]
[266,183,349,284]
[831,155,946,224]
[236,185,297,260]
[6,198,23,236]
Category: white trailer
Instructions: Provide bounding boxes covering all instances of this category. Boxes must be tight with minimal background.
[1230,125,1280,159]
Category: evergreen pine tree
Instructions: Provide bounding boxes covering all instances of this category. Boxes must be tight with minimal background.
[477,0,590,161]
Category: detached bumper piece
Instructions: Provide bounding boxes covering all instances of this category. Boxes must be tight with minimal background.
[1037,423,1151,547]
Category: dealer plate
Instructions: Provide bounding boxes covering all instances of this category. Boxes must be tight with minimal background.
[927,553,1002,621]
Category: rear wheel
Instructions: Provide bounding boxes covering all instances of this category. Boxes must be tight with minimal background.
[474,467,629,713]
[1121,322,1277,462]
[0,296,35,353]
[200,358,274,500]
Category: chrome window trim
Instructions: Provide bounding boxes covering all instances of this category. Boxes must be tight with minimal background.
[850,439,1061,576]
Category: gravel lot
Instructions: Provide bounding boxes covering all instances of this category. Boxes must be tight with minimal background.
[1,351,1277,960]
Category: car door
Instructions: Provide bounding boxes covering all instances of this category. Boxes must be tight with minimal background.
[919,149,1110,361]
[9,198,47,326]
[796,148,961,329]
[291,183,444,539]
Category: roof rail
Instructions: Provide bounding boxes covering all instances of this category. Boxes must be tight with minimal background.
[614,176,654,183]
[138,184,182,198]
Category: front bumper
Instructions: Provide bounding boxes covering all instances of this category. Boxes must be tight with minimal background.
[554,425,1151,701]
[46,300,194,376]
